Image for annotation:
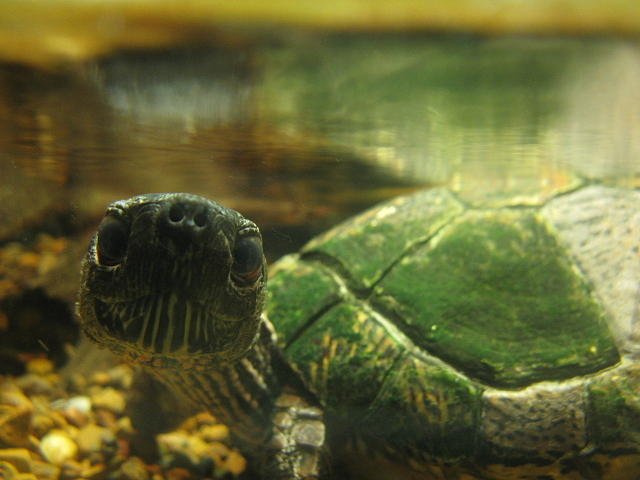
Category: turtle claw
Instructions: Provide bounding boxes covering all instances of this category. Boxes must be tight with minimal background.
[262,392,325,479]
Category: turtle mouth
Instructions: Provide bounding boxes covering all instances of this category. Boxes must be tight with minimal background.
[93,293,219,356]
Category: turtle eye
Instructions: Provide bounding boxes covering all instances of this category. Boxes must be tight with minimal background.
[231,236,263,283]
[96,216,129,267]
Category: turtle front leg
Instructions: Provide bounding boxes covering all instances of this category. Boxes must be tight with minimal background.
[261,391,326,479]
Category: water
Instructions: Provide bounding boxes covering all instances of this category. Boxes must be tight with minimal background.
[2,35,638,255]
[0,32,639,478]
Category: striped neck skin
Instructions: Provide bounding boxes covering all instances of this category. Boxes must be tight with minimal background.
[145,319,282,445]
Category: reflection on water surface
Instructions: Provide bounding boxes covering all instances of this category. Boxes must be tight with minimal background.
[1,35,638,250]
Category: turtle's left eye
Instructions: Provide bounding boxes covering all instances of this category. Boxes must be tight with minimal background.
[96,216,129,267]
[231,236,263,283]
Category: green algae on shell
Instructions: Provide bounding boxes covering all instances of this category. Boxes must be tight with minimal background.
[266,185,640,478]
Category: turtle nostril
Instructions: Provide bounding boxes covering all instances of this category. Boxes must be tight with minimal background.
[169,204,184,223]
[194,211,208,228]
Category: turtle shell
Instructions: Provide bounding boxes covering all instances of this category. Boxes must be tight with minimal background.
[266,185,640,479]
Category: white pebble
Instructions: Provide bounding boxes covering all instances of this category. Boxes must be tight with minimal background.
[40,429,78,465]
[65,396,92,414]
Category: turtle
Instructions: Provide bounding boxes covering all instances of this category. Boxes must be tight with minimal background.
[77,185,640,480]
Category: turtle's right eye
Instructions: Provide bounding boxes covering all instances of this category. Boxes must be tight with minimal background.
[231,235,264,284]
[96,216,129,266]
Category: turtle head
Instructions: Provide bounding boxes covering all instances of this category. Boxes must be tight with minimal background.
[78,193,266,367]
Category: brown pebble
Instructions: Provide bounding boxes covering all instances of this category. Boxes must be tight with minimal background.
[116,438,131,459]
[59,459,83,478]
[79,462,106,479]
[66,375,87,394]
[116,416,135,437]
[0,405,33,448]
[31,413,55,437]
[90,388,125,414]
[119,456,149,480]
[0,460,19,479]
[165,467,192,480]
[107,365,134,389]
[60,460,106,480]
[30,459,60,480]
[94,409,117,429]
[15,374,54,396]
[90,372,111,386]
[36,235,68,255]
[37,253,60,276]
[76,424,115,456]
[43,410,70,431]
[25,358,54,375]
[0,382,33,409]
[18,252,40,269]
[87,452,109,469]
[0,448,32,473]
[0,279,20,298]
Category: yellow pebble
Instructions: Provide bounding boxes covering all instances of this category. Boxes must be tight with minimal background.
[26,358,53,375]
[90,387,125,414]
[223,450,246,475]
[40,430,77,465]
[200,424,229,442]
[18,253,40,269]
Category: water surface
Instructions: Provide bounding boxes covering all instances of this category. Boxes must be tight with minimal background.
[1,34,638,254]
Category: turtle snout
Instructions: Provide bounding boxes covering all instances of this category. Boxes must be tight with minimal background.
[158,199,212,247]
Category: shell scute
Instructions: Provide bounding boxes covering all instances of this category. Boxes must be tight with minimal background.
[283,301,405,421]
[372,209,619,388]
[302,188,465,290]
[266,255,341,348]
[368,353,482,462]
